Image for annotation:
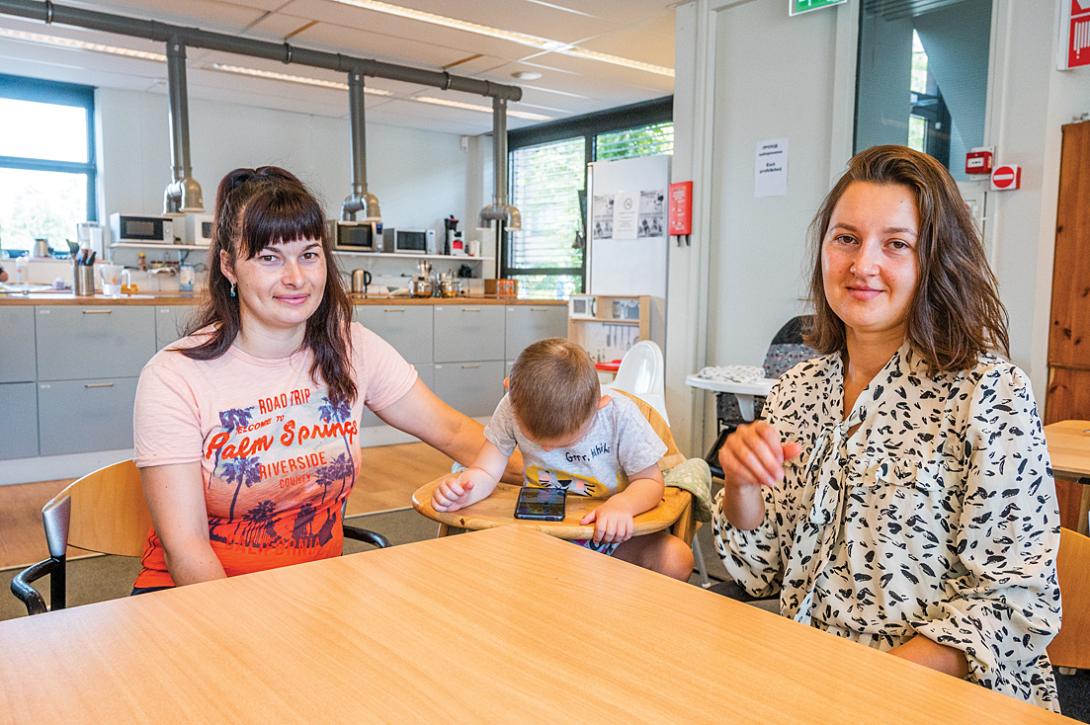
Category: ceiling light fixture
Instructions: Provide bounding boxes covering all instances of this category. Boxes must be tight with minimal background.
[511,71,542,80]
[413,95,551,121]
[0,27,166,62]
[330,0,674,77]
[209,63,392,95]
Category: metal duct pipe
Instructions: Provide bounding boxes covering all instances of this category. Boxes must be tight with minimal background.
[478,96,521,230]
[163,35,203,213]
[341,70,379,222]
[0,0,522,101]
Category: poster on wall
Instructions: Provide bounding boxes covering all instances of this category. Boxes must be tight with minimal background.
[612,191,639,240]
[638,190,665,238]
[592,194,614,240]
[754,138,789,197]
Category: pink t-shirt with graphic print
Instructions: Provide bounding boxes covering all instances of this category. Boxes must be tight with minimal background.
[132,322,416,588]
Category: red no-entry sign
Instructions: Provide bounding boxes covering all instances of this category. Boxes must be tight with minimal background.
[991,165,1022,191]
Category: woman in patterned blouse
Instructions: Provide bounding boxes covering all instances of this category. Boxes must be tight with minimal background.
[714,145,1061,710]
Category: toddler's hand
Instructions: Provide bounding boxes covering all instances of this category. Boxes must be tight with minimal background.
[580,498,635,546]
[431,471,476,512]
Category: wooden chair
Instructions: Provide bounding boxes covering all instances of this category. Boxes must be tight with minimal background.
[411,391,697,546]
[1049,527,1090,671]
[11,459,389,616]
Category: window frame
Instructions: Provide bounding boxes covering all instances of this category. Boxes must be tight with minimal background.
[0,73,97,224]
[504,96,673,293]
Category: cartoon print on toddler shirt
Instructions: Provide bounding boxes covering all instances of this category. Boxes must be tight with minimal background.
[525,465,610,497]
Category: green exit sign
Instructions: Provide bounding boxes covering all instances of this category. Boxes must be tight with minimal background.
[789,0,847,16]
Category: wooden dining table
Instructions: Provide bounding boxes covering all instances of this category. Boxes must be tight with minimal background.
[1046,420,1090,484]
[0,526,1069,722]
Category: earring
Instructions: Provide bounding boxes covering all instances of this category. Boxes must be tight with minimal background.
[229,282,237,298]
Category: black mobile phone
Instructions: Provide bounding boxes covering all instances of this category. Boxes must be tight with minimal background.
[514,486,566,521]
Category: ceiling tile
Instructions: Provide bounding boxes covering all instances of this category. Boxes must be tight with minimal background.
[66,0,268,34]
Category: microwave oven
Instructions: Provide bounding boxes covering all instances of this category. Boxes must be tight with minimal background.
[110,213,174,244]
[382,227,436,255]
[332,220,380,252]
[569,295,597,319]
[181,213,213,246]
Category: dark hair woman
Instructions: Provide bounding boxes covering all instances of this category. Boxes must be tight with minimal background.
[132,166,520,592]
[713,146,1061,710]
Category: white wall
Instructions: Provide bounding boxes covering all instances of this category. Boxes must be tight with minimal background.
[671,0,1090,453]
[96,87,475,270]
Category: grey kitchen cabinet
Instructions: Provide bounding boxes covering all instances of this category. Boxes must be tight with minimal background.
[433,361,505,418]
[355,305,434,364]
[361,363,432,428]
[504,305,568,361]
[37,377,139,455]
[156,305,199,349]
[0,382,39,459]
[0,307,36,383]
[433,305,505,363]
[36,306,156,381]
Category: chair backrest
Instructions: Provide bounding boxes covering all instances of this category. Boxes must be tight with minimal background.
[610,340,669,424]
[761,315,818,379]
[1048,527,1090,669]
[42,459,152,559]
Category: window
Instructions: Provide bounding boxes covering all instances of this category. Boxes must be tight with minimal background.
[0,74,96,255]
[854,0,991,180]
[506,97,672,299]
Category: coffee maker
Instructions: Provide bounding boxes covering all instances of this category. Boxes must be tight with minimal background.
[443,214,463,255]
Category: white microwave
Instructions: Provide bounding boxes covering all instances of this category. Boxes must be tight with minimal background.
[569,295,597,319]
[382,227,436,254]
[110,213,174,244]
[181,213,213,246]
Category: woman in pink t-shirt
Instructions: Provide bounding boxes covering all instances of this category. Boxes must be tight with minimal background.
[133,167,515,591]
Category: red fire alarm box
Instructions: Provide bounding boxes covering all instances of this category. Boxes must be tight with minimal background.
[991,164,1022,191]
[965,147,993,175]
[668,181,693,236]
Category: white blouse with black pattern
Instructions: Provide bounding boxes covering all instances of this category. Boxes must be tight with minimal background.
[712,341,1062,711]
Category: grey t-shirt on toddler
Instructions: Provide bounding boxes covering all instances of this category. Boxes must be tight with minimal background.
[484,389,667,498]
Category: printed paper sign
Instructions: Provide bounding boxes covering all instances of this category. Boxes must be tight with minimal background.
[612,191,639,240]
[754,138,789,197]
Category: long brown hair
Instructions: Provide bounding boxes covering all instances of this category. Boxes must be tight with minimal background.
[183,166,357,404]
[806,145,1009,371]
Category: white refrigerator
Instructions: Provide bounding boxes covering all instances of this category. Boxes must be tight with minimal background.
[585,154,670,349]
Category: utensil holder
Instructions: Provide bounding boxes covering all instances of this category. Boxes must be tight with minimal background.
[73,264,95,296]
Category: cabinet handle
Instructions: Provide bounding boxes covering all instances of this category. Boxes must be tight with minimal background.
[83,382,115,389]
[531,308,551,312]
[382,308,406,313]
[461,363,481,369]
[82,309,112,315]
[461,308,481,313]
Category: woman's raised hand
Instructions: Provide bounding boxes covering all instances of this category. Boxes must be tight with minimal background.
[719,421,801,489]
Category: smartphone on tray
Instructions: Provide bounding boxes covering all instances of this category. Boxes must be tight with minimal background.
[514,486,566,521]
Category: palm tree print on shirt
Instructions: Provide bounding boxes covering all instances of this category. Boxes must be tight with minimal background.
[235,499,282,549]
[313,453,354,506]
[213,406,255,486]
[221,454,262,522]
[318,395,356,498]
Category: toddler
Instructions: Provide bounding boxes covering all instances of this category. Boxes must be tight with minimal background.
[432,338,694,580]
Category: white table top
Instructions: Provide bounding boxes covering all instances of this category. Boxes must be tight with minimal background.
[685,373,777,397]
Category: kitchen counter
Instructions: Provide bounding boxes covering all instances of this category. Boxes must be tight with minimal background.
[0,293,566,307]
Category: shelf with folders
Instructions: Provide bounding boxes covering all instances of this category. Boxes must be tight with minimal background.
[567,294,651,364]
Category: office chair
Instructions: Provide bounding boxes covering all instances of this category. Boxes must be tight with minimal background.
[1049,527,1090,673]
[11,459,389,615]
[705,315,817,478]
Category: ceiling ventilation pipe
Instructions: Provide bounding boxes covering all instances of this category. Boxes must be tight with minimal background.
[163,35,203,213]
[477,97,521,231]
[341,70,379,222]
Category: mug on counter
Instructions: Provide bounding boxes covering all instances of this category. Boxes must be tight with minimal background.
[99,264,123,296]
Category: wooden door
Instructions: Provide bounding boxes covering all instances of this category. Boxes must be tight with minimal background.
[1047,120,1090,530]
